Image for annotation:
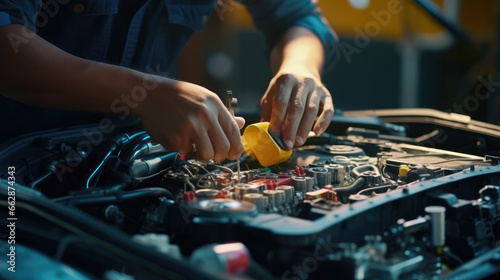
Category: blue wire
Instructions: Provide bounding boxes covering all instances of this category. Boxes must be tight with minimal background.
[85,149,113,189]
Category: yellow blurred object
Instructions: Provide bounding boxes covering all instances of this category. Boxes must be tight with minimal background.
[399,165,410,177]
[228,0,439,38]
[241,122,292,167]
[227,0,499,41]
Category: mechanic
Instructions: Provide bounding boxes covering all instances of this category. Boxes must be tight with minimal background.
[0,0,336,162]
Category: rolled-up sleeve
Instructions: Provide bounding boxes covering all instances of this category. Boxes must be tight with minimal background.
[0,0,41,31]
[242,0,338,69]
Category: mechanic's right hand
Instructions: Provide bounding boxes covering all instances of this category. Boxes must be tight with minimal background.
[138,79,245,162]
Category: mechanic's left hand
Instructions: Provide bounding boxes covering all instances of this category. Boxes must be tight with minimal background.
[260,65,334,150]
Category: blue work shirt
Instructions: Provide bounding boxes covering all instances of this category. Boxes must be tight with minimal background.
[0,0,337,143]
[0,0,336,72]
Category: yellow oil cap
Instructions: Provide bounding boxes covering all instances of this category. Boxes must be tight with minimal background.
[241,122,292,167]
[399,165,410,177]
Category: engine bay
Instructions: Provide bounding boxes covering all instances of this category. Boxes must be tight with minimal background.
[1,109,500,280]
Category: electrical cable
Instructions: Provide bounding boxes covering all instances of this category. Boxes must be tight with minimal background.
[134,167,172,181]
[356,185,394,196]
[184,178,196,192]
[29,170,54,190]
[52,188,175,205]
[85,132,146,189]
[187,162,217,187]
[209,164,233,176]
[208,164,234,183]
[181,166,195,177]
[119,133,151,160]
[0,200,205,280]
[196,173,217,189]
[21,158,34,181]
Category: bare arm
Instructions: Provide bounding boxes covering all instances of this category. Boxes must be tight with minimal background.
[261,26,334,150]
[0,24,244,161]
[0,25,146,113]
[269,26,325,76]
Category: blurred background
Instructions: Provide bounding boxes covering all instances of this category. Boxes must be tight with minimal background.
[170,0,500,125]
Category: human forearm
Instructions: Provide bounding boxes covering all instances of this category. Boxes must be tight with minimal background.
[0,24,147,115]
[0,24,244,161]
[262,26,333,150]
[270,26,325,77]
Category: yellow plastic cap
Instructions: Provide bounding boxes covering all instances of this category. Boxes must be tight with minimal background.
[241,122,292,167]
[399,165,410,177]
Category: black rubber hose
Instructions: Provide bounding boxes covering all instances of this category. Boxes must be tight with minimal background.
[52,187,175,205]
[85,132,147,189]
[303,133,337,146]
[331,177,366,203]
[350,165,380,179]
[132,152,179,178]
[0,181,224,280]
